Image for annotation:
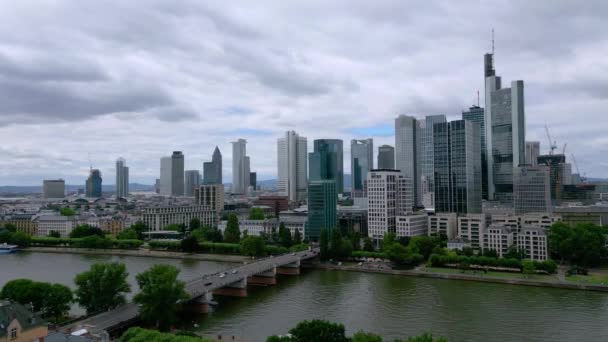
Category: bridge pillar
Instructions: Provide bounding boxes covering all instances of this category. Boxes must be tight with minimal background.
[277,259,301,275]
[189,292,215,314]
[248,267,277,285]
[213,278,248,297]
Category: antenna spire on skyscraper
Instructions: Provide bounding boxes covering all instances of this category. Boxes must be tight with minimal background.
[491,28,495,55]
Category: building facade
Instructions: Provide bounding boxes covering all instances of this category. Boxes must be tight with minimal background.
[85,169,102,198]
[0,301,48,342]
[513,165,552,214]
[377,145,395,170]
[232,139,250,194]
[462,105,487,199]
[525,142,540,166]
[428,212,457,239]
[160,156,172,196]
[194,184,225,214]
[421,115,446,208]
[484,225,515,257]
[351,139,373,194]
[203,146,222,185]
[43,179,65,199]
[115,157,129,198]
[458,214,490,250]
[395,115,423,207]
[517,226,548,261]
[396,214,428,237]
[306,180,337,241]
[367,169,413,243]
[171,151,185,196]
[277,131,308,202]
[34,215,74,237]
[309,139,344,194]
[142,205,217,231]
[184,170,201,197]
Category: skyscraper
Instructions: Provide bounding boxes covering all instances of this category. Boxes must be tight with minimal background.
[203,146,222,185]
[377,145,395,169]
[43,179,65,198]
[115,157,129,198]
[421,115,446,208]
[277,131,308,202]
[171,151,185,196]
[484,50,525,201]
[232,139,250,194]
[462,105,487,199]
[160,156,172,196]
[513,165,552,214]
[433,120,482,214]
[350,139,373,193]
[85,169,102,198]
[306,180,337,242]
[184,170,201,197]
[538,154,567,203]
[249,172,257,191]
[395,115,423,207]
[309,139,344,194]
[525,141,540,166]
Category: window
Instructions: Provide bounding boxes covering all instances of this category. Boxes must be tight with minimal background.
[10,328,17,339]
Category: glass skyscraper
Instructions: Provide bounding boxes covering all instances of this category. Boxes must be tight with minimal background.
[377,145,395,169]
[306,180,337,242]
[350,139,373,192]
[203,146,222,185]
[86,169,103,198]
[421,115,446,208]
[309,139,343,194]
[462,105,486,199]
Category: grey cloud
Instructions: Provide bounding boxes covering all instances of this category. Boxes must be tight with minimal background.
[0,53,108,82]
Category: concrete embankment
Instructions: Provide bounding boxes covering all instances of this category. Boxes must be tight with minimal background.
[24,247,248,263]
[305,263,608,293]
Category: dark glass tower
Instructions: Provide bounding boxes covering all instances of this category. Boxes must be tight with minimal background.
[462,105,487,199]
[309,139,343,194]
[86,169,103,198]
[203,146,222,185]
[306,180,337,242]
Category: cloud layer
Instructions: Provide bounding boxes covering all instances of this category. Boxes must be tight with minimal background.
[0,1,606,185]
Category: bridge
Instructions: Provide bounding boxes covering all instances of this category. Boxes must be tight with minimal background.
[61,248,319,337]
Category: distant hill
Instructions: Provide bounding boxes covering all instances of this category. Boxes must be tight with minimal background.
[0,183,155,195]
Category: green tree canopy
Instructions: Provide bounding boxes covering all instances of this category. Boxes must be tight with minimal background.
[274,319,349,342]
[117,228,138,240]
[49,230,61,238]
[9,231,32,247]
[278,223,293,248]
[363,237,374,252]
[3,223,17,232]
[352,331,383,342]
[134,264,189,330]
[548,222,607,266]
[59,207,76,216]
[70,224,104,238]
[120,327,213,342]
[240,235,266,257]
[180,236,199,253]
[74,262,131,314]
[1,279,72,324]
[129,221,148,240]
[189,218,201,231]
[293,228,302,245]
[320,228,330,260]
[249,207,265,220]
[224,214,241,243]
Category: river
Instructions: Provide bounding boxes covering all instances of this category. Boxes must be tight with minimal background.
[1,252,607,341]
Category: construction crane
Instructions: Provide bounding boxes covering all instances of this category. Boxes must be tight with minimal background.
[545,125,557,155]
[570,153,586,183]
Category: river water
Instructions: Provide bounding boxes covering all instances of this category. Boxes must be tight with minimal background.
[1,252,607,342]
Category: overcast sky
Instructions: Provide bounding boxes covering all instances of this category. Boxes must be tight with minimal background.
[0,1,606,185]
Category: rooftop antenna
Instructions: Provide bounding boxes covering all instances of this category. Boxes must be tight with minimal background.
[477,90,480,107]
[491,28,495,55]
[88,153,92,171]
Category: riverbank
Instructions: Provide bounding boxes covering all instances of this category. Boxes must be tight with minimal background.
[24,246,248,263]
[305,263,608,293]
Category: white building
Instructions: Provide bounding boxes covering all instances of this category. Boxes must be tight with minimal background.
[458,214,490,250]
[160,156,172,196]
[517,226,549,261]
[35,215,74,237]
[367,169,413,243]
[142,205,216,231]
[396,214,428,237]
[513,165,552,214]
[115,157,129,198]
[277,131,308,202]
[428,213,457,239]
[525,141,540,166]
[232,139,250,194]
[194,184,225,214]
[484,225,515,257]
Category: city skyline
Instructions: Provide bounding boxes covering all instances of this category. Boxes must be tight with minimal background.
[0,2,606,185]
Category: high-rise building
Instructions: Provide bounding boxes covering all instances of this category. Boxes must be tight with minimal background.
[154,179,160,194]
[232,139,250,194]
[203,146,222,185]
[277,131,308,202]
[513,165,552,214]
[249,172,257,191]
[85,169,102,198]
[421,115,446,208]
[306,180,337,242]
[194,184,225,214]
[171,151,185,196]
[395,115,423,207]
[367,169,414,244]
[537,154,567,204]
[484,50,526,201]
[309,139,344,194]
[462,105,487,199]
[115,157,129,198]
[160,156,172,196]
[433,120,482,214]
[525,142,540,166]
[351,139,373,194]
[43,179,65,198]
[184,170,201,197]
[377,145,395,169]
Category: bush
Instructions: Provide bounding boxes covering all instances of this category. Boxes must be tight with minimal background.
[534,259,557,274]
[113,239,143,249]
[148,240,181,251]
[352,251,387,259]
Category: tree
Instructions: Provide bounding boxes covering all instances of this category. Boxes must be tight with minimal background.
[278,223,293,248]
[70,225,104,238]
[351,231,361,251]
[59,207,76,216]
[522,260,535,277]
[3,223,16,232]
[320,228,329,260]
[129,221,148,240]
[180,236,199,253]
[408,236,440,260]
[505,246,527,260]
[481,249,499,258]
[74,262,131,314]
[240,236,266,257]
[42,284,73,323]
[120,328,214,342]
[224,214,241,243]
[189,218,201,231]
[282,320,348,342]
[548,222,607,267]
[134,264,189,331]
[404,333,448,342]
[330,229,343,259]
[9,231,31,247]
[117,228,138,240]
[352,331,383,342]
[385,243,423,267]
[49,230,61,238]
[363,237,374,252]
[249,207,265,220]
[381,232,397,252]
[1,279,72,324]
[293,228,303,245]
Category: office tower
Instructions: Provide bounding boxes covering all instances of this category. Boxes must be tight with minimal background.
[203,146,222,185]
[462,105,487,199]
[232,139,250,194]
[351,139,373,194]
[277,131,308,202]
[249,172,257,191]
[154,179,160,194]
[306,180,337,242]
[484,50,526,201]
[367,169,414,243]
[525,142,540,166]
[434,120,482,214]
[115,157,129,198]
[538,154,567,203]
[194,184,225,214]
[395,115,423,207]
[160,156,172,195]
[184,170,201,197]
[513,165,552,214]
[171,151,185,196]
[377,145,395,169]
[309,139,344,194]
[421,115,446,208]
[562,163,573,185]
[43,179,65,198]
[85,169,102,198]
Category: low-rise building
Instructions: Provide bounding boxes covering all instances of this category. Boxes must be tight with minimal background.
[338,206,368,236]
[458,214,490,250]
[428,213,457,239]
[484,225,515,257]
[447,238,472,251]
[142,205,216,231]
[517,226,549,261]
[34,215,74,237]
[0,300,47,342]
[0,214,37,235]
[194,184,225,214]
[396,214,428,237]
[554,205,608,226]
